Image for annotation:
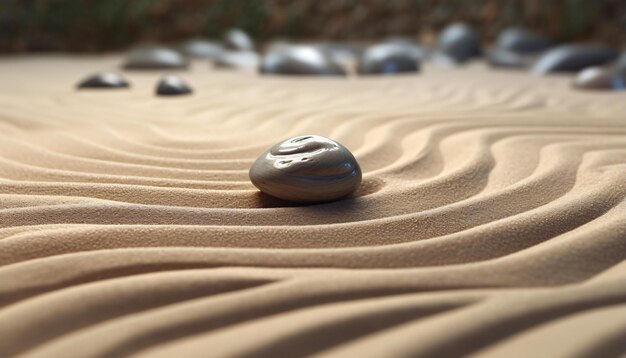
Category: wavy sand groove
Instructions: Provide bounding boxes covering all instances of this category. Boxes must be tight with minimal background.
[0,56,625,357]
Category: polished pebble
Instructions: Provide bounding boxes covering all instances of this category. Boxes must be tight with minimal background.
[180,39,224,60]
[496,27,551,54]
[156,75,193,96]
[123,47,188,70]
[260,45,346,76]
[435,23,481,64]
[573,67,626,90]
[531,44,618,75]
[249,135,362,203]
[77,72,129,89]
[224,28,254,51]
[357,42,421,74]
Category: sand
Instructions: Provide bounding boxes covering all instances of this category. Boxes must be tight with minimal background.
[0,55,624,357]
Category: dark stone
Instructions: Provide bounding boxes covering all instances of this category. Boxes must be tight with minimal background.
[123,47,188,70]
[260,45,346,76]
[156,75,192,96]
[487,48,535,69]
[496,27,551,54]
[224,28,254,51]
[357,42,421,74]
[180,39,224,60]
[214,51,260,70]
[77,72,129,89]
[573,67,626,91]
[249,135,362,203]
[436,23,482,64]
[531,44,618,75]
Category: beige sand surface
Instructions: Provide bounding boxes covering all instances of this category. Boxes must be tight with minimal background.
[0,56,625,357]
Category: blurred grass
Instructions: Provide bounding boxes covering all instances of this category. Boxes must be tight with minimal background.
[0,0,624,53]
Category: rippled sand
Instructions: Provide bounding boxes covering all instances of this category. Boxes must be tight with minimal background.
[0,56,625,357]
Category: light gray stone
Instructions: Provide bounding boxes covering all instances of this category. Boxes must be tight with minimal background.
[260,45,346,76]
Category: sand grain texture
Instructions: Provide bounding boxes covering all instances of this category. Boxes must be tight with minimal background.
[0,56,625,358]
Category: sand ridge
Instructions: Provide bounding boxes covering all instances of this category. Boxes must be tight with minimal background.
[0,56,625,357]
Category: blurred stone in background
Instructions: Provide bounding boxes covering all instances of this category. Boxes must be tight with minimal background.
[0,0,624,53]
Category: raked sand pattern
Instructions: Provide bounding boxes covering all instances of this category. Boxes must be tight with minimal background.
[0,56,625,357]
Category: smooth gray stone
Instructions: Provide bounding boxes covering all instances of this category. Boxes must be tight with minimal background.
[77,72,129,89]
[156,75,193,96]
[249,135,362,203]
[436,23,482,63]
[214,50,260,70]
[260,45,346,76]
[487,48,535,69]
[357,42,421,74]
[269,41,360,65]
[496,27,551,54]
[123,47,188,70]
[531,44,618,75]
[224,28,254,51]
[180,39,224,60]
[573,67,626,91]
